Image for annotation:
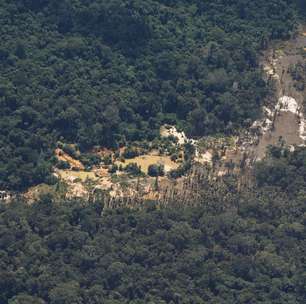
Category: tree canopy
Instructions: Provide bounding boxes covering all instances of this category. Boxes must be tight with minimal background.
[2,146,306,303]
[0,0,299,190]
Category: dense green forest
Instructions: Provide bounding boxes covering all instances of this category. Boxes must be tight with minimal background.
[1,2,306,303]
[297,0,306,16]
[0,0,299,191]
[1,146,306,303]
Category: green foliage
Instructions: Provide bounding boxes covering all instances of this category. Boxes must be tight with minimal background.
[0,0,299,190]
[184,142,196,162]
[79,153,101,168]
[56,160,71,170]
[255,146,306,195]
[296,0,306,17]
[169,161,192,179]
[147,164,165,177]
[2,152,306,304]
[290,62,306,92]
[124,162,141,176]
[122,147,139,159]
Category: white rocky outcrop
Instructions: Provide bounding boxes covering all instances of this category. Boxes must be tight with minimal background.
[276,96,299,114]
[160,125,187,145]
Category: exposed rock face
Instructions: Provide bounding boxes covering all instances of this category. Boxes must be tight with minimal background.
[277,96,299,114]
[160,125,187,145]
[0,191,14,202]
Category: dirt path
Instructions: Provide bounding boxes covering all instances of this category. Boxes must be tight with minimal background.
[253,25,306,159]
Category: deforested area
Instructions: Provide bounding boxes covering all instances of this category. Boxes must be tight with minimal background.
[1,1,306,303]
[0,0,298,191]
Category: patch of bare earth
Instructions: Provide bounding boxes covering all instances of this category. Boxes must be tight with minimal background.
[55,148,85,170]
[249,25,306,160]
